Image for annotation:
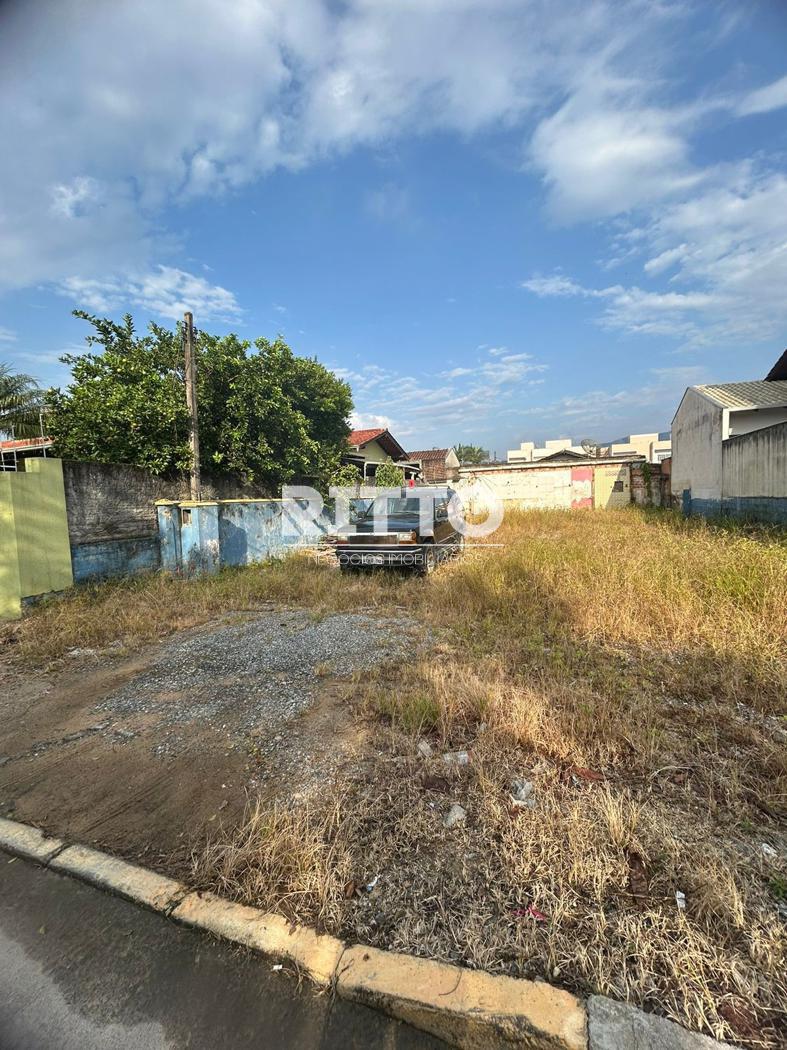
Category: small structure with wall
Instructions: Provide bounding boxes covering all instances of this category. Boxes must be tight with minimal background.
[455,456,644,514]
[405,448,460,483]
[672,380,787,523]
[0,458,73,619]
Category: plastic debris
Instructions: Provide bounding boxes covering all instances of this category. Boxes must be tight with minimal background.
[444,803,467,828]
[761,843,777,859]
[443,750,470,765]
[511,904,548,922]
[417,739,433,758]
[366,874,380,892]
[272,964,283,971]
[675,890,686,910]
[510,779,535,809]
[562,765,604,784]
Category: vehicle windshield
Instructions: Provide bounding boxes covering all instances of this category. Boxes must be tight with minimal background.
[350,497,423,521]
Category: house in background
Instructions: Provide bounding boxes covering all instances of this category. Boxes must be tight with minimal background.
[606,432,671,462]
[508,432,670,464]
[345,427,421,481]
[672,374,787,523]
[508,437,584,462]
[406,447,460,483]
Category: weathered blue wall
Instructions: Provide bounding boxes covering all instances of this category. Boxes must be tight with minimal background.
[71,536,161,583]
[688,495,787,524]
[157,499,326,575]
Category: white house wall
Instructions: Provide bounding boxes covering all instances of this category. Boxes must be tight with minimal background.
[726,407,787,438]
[672,388,723,505]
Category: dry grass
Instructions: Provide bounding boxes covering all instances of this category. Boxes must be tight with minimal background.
[5,507,787,1045]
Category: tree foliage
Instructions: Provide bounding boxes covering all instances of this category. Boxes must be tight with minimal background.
[454,443,489,464]
[0,363,43,439]
[374,461,405,487]
[46,312,353,492]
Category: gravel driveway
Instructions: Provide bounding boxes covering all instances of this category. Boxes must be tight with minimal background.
[1,607,427,862]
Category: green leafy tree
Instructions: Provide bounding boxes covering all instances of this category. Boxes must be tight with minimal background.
[375,461,405,487]
[0,363,43,439]
[454,443,489,465]
[46,312,353,492]
[329,462,362,487]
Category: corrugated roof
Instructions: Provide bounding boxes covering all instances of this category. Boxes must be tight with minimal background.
[695,380,787,410]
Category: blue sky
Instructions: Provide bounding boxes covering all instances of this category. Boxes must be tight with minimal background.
[1,0,786,454]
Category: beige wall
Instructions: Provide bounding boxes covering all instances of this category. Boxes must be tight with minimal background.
[355,438,392,464]
[609,433,671,463]
[455,462,632,513]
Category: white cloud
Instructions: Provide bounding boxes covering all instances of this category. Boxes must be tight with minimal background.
[350,412,395,432]
[58,266,242,322]
[0,0,671,292]
[523,162,787,347]
[736,74,787,117]
[0,327,17,343]
[530,89,699,221]
[521,275,588,298]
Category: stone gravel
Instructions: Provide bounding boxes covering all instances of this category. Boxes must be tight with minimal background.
[96,610,422,760]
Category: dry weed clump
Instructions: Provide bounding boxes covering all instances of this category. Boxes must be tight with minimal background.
[6,507,787,1045]
[192,794,356,930]
[196,742,787,1047]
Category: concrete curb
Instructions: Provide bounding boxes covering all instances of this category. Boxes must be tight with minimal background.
[0,817,737,1050]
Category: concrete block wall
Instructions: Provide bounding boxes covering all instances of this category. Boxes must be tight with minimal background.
[630,462,669,507]
[62,461,267,583]
[158,499,327,576]
[455,462,635,513]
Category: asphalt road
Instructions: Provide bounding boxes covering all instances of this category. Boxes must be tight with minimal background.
[0,853,443,1050]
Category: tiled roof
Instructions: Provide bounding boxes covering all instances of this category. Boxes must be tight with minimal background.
[696,380,787,410]
[347,427,386,446]
[0,435,53,451]
[406,448,449,462]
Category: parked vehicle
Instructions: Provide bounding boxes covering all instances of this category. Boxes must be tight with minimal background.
[330,487,463,574]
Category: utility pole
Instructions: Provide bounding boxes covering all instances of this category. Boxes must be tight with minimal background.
[183,311,201,501]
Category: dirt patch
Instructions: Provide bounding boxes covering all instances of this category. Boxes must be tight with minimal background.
[0,608,425,868]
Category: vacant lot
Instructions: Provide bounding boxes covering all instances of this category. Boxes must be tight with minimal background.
[2,508,786,1047]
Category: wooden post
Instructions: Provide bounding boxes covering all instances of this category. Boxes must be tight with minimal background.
[183,311,201,501]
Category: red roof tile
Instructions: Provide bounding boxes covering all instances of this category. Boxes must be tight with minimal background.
[347,427,387,446]
[406,449,449,462]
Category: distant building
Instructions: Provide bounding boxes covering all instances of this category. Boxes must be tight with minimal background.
[672,379,787,522]
[405,448,460,483]
[0,435,54,471]
[607,432,671,463]
[508,438,584,463]
[345,428,421,481]
[508,432,670,464]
